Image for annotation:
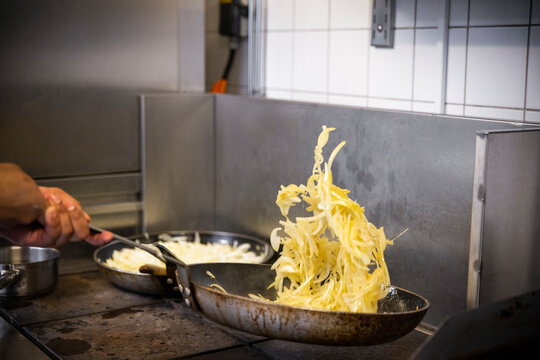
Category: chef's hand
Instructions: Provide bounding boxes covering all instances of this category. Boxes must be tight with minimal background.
[37,186,114,247]
[0,163,113,247]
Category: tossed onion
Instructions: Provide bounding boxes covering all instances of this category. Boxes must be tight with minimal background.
[257,126,400,313]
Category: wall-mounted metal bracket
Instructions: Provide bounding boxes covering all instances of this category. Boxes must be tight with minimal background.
[371,0,394,48]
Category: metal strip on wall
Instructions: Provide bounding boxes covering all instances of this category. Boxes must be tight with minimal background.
[467,132,488,309]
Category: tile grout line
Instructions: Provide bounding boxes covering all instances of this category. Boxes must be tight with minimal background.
[325,0,331,104]
[462,0,471,117]
[438,0,451,114]
[366,13,371,107]
[523,0,534,122]
[449,23,540,29]
[264,26,442,32]
[291,0,296,97]
[410,0,418,112]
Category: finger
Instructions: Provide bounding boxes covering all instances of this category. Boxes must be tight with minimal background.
[8,205,62,248]
[41,205,62,247]
[85,231,114,246]
[37,197,54,226]
[67,205,90,241]
[38,186,51,198]
[51,198,73,247]
[5,223,47,247]
[50,187,81,209]
[46,187,92,225]
[82,210,91,222]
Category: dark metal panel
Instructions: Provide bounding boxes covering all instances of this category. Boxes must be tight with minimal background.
[0,0,179,178]
[479,129,540,305]
[213,95,519,326]
[142,94,215,232]
[36,173,141,205]
[36,173,143,236]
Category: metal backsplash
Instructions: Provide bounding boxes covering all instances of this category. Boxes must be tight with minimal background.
[142,93,532,327]
[0,0,204,273]
[0,0,186,177]
[142,94,215,232]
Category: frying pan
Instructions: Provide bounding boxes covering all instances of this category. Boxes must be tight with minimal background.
[93,230,274,295]
[91,225,430,346]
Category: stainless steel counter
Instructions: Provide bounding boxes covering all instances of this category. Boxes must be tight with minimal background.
[0,314,52,359]
[0,269,429,359]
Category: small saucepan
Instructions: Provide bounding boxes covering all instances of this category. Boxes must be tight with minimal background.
[0,246,59,298]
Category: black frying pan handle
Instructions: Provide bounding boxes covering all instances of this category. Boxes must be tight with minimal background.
[154,244,199,310]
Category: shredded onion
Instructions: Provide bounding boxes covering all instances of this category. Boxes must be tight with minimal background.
[264,126,399,313]
[104,233,268,274]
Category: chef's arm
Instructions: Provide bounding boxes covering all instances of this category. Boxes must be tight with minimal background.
[0,163,46,228]
[0,163,113,247]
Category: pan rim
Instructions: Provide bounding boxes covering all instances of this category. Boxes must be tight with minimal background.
[0,246,60,266]
[190,263,430,316]
[93,230,274,277]
[197,283,430,316]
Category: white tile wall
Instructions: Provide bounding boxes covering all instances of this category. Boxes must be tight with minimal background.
[416,0,443,28]
[266,0,294,30]
[413,28,439,102]
[533,0,540,23]
[465,106,524,122]
[266,88,293,100]
[412,100,437,113]
[469,0,530,26]
[449,0,468,27]
[395,0,417,28]
[295,0,329,30]
[328,94,368,107]
[369,29,415,100]
[368,97,412,111]
[445,103,464,116]
[446,28,467,105]
[465,27,528,108]
[265,32,293,89]
[205,0,540,124]
[293,91,328,103]
[293,31,328,92]
[526,26,540,110]
[526,110,540,123]
[330,0,371,29]
[328,30,369,96]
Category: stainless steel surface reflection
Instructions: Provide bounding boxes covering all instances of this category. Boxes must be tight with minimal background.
[0,314,51,360]
[0,247,59,298]
[0,0,180,178]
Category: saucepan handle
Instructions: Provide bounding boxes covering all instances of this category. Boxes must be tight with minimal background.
[0,266,23,290]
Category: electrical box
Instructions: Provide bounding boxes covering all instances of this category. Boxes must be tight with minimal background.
[219,0,248,38]
[371,0,394,48]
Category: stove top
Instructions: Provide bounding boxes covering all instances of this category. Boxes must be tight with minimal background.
[0,269,428,359]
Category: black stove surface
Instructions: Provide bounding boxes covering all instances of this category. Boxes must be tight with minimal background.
[0,270,428,359]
